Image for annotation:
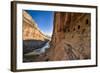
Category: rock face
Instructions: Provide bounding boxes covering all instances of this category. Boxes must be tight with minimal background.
[23,11,49,41]
[47,12,91,61]
[23,11,49,57]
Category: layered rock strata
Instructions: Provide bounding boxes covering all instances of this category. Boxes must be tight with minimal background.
[23,11,49,41]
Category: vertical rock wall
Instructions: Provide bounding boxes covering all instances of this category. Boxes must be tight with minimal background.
[23,11,49,41]
[47,12,91,61]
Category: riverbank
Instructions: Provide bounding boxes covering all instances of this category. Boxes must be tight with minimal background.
[23,39,50,62]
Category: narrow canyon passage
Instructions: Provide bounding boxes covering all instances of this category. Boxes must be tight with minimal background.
[23,11,91,62]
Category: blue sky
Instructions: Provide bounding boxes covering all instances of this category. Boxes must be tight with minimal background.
[25,10,54,37]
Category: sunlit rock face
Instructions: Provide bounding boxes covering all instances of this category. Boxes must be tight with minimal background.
[23,11,50,62]
[47,12,91,61]
[23,11,49,41]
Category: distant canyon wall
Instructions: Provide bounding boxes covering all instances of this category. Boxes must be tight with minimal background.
[23,11,49,41]
[47,12,91,61]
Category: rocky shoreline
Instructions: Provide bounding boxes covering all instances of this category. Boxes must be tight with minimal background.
[23,39,49,62]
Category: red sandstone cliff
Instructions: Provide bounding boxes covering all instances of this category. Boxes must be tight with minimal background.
[23,11,49,41]
[23,11,50,62]
[46,12,91,61]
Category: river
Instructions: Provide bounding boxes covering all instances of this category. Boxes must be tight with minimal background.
[25,42,50,56]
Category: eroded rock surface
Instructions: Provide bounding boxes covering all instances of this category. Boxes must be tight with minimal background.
[46,12,91,61]
[23,11,49,41]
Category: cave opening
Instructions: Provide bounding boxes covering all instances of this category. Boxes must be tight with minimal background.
[78,25,80,30]
[86,19,89,25]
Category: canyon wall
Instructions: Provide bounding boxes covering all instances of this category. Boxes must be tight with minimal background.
[23,11,50,56]
[23,11,91,61]
[23,11,49,41]
[47,12,91,61]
